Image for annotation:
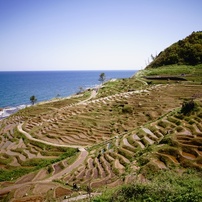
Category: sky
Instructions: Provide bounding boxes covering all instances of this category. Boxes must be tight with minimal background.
[0,0,202,71]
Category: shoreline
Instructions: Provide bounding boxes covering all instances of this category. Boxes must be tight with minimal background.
[0,94,78,120]
[0,74,134,121]
[0,71,136,109]
[0,83,103,120]
[0,104,30,120]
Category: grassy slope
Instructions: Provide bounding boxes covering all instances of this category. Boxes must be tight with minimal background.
[94,170,202,202]
[138,64,202,82]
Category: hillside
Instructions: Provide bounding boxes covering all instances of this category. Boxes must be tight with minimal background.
[0,70,201,201]
[0,33,202,201]
[146,31,202,68]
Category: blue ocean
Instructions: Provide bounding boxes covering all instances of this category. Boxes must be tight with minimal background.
[0,70,136,108]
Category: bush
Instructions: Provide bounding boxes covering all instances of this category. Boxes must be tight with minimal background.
[47,165,53,174]
[181,99,196,115]
[159,135,174,146]
[122,105,133,114]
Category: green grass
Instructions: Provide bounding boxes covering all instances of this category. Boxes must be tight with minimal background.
[144,65,196,75]
[97,77,143,98]
[140,64,202,82]
[0,148,78,182]
[0,128,78,182]
[93,169,202,202]
[0,167,33,182]
[0,154,12,165]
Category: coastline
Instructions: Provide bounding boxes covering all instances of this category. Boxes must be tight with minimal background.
[0,83,102,120]
[0,70,136,109]
[0,70,136,121]
[0,95,77,120]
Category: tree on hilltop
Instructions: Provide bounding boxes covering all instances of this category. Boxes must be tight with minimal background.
[99,73,106,84]
[30,95,37,105]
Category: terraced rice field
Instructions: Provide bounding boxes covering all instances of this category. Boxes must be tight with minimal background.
[62,98,202,189]
[19,84,200,146]
[0,80,201,201]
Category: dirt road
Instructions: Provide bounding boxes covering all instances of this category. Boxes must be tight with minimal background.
[17,123,84,151]
[0,147,88,195]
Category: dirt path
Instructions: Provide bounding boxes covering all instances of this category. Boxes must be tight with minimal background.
[0,117,89,195]
[17,89,98,150]
[79,89,97,104]
[45,149,88,182]
[0,147,88,195]
[17,123,84,151]
[1,98,90,195]
[62,193,101,202]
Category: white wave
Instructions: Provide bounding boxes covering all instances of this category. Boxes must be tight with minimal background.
[0,105,29,120]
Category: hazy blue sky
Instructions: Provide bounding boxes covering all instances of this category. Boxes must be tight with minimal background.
[0,0,201,71]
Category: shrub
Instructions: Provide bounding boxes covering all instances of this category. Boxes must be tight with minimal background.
[181,99,196,115]
[47,165,53,174]
[159,135,174,146]
[137,157,149,166]
[122,105,133,114]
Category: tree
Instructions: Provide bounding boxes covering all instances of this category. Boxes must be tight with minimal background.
[30,95,37,105]
[99,73,106,84]
[151,53,157,61]
[78,86,84,94]
[181,99,196,115]
[146,31,202,68]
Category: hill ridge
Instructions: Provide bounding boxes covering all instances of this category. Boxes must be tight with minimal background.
[146,31,202,68]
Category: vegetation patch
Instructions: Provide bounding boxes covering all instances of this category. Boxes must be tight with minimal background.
[146,31,202,68]
[93,170,202,202]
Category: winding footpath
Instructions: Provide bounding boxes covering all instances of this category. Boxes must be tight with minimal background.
[17,123,84,151]
[0,91,98,196]
[0,88,150,197]
[0,129,88,195]
[17,89,98,151]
